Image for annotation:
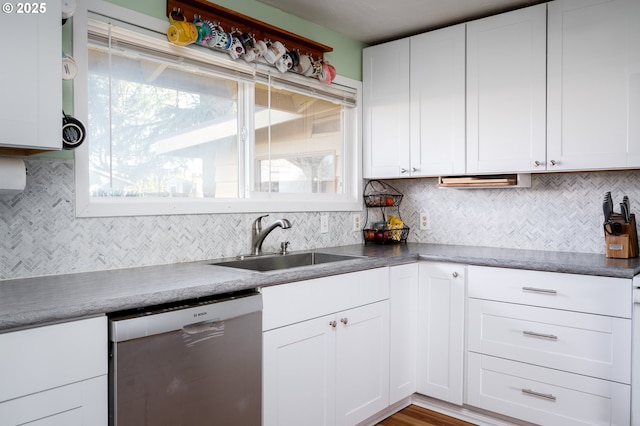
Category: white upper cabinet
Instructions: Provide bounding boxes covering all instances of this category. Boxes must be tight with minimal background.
[0,0,62,152]
[410,24,466,176]
[363,39,411,178]
[466,4,547,174]
[547,0,640,171]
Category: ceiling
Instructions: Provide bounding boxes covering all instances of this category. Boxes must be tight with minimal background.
[256,0,548,45]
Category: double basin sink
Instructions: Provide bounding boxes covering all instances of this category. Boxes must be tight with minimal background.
[212,252,365,272]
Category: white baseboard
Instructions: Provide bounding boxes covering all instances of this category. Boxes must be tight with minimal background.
[356,394,537,426]
[410,394,537,426]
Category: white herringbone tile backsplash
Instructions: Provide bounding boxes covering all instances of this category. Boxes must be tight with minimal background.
[390,171,640,252]
[1,158,639,280]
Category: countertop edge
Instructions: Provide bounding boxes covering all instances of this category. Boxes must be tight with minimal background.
[2,243,639,332]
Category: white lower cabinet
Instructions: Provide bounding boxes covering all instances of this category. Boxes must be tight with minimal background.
[0,316,108,425]
[262,268,390,426]
[0,376,107,426]
[466,266,632,425]
[416,262,465,405]
[389,263,419,404]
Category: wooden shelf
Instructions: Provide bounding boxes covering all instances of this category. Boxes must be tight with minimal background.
[166,0,333,59]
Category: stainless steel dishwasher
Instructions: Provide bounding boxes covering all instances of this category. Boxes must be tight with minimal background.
[108,289,262,426]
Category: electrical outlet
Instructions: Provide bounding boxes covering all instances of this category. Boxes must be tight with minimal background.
[420,212,430,230]
[320,214,329,233]
[352,214,361,232]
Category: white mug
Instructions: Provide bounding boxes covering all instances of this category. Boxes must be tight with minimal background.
[275,53,293,73]
[228,36,245,60]
[264,41,285,64]
[62,51,77,80]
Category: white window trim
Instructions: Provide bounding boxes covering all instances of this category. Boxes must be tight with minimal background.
[73,0,362,217]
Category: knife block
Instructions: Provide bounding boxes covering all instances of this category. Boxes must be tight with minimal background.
[605,213,639,258]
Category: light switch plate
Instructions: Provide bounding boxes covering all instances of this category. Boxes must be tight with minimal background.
[320,214,329,233]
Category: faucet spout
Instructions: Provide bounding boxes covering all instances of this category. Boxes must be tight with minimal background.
[251,216,292,256]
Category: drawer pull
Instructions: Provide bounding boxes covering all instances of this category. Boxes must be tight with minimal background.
[522,286,557,295]
[522,388,556,401]
[523,330,558,340]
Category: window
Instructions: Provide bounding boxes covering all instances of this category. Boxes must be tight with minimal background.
[254,82,344,195]
[87,45,240,199]
[74,7,360,217]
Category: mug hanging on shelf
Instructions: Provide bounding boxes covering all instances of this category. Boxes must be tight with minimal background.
[193,16,212,45]
[62,51,77,80]
[166,10,198,46]
[62,111,85,150]
[264,40,286,64]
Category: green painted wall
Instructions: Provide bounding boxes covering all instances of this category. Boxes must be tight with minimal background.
[105,0,366,81]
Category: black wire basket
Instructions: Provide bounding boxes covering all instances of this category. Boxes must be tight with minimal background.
[362,180,409,244]
[362,226,409,244]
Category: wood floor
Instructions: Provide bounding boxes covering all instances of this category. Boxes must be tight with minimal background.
[376,405,476,426]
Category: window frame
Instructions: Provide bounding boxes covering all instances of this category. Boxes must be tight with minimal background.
[73,0,362,217]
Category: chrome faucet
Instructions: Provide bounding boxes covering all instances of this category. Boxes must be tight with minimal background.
[251,215,292,256]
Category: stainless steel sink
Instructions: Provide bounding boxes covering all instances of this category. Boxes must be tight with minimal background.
[212,252,365,272]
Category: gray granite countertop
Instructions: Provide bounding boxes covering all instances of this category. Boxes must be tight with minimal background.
[1,243,639,332]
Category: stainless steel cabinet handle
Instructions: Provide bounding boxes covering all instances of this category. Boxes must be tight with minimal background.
[452,272,459,278]
[523,330,558,340]
[550,160,557,166]
[534,160,542,167]
[340,318,348,325]
[400,168,408,174]
[522,389,556,401]
[522,286,557,295]
[329,320,337,328]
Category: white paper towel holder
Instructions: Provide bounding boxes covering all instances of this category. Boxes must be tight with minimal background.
[0,157,27,195]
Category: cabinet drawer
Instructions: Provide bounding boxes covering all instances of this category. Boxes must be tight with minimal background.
[0,376,107,426]
[0,316,107,403]
[467,353,631,426]
[262,268,389,330]
[468,299,631,383]
[468,266,632,317]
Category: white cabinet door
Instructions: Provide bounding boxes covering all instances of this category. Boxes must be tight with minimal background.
[466,4,547,174]
[336,301,389,426]
[0,0,61,151]
[547,0,640,171]
[363,39,411,178]
[389,263,419,404]
[263,301,389,426]
[263,315,336,426]
[410,24,466,177]
[416,262,465,405]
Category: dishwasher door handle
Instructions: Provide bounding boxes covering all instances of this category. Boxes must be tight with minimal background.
[182,319,224,335]
[110,292,262,342]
